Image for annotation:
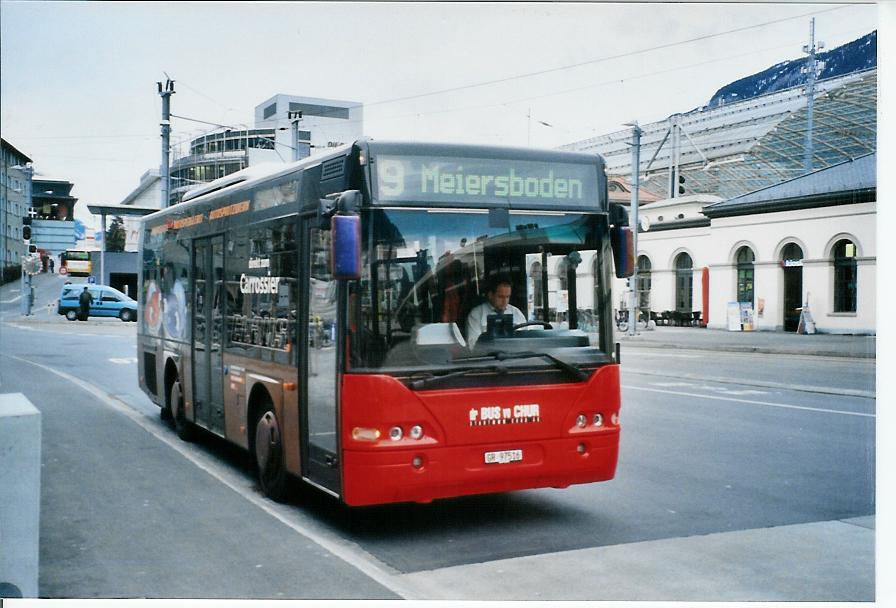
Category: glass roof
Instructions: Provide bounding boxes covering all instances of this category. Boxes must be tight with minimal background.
[561,69,876,200]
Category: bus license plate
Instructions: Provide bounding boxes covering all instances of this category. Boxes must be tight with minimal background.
[484,449,523,465]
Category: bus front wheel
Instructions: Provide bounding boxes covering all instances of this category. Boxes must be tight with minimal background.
[254,403,287,501]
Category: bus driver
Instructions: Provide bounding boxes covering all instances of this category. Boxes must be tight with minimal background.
[466,275,527,350]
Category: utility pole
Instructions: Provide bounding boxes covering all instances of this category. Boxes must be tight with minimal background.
[802,18,824,173]
[625,122,642,336]
[99,212,107,287]
[19,166,35,316]
[288,110,303,161]
[158,79,175,207]
[667,114,682,199]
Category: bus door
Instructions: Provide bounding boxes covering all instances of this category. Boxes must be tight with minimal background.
[193,235,226,434]
[300,220,341,494]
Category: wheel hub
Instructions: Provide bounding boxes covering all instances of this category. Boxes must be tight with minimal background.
[255,411,280,470]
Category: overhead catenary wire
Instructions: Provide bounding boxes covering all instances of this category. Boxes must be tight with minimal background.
[299,23,872,139]
[298,4,852,125]
[9,10,866,149]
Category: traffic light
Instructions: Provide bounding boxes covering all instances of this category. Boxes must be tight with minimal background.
[22,216,37,256]
[678,174,686,195]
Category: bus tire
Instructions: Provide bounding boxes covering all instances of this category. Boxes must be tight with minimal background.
[254,402,287,501]
[170,379,195,442]
[65,310,78,321]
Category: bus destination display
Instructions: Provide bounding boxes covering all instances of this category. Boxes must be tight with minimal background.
[375,155,598,205]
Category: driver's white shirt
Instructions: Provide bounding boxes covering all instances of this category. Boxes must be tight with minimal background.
[466,302,527,350]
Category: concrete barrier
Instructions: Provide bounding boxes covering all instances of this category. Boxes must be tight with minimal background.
[0,393,41,598]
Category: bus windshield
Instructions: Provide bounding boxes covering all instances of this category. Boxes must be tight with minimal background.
[350,207,611,376]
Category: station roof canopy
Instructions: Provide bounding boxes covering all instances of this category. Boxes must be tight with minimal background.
[704,152,876,218]
[86,204,159,217]
[561,69,877,200]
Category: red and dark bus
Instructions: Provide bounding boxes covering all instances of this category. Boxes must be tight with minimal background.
[138,139,633,506]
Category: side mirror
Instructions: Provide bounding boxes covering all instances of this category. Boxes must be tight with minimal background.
[331,215,361,280]
[336,190,362,214]
[611,226,634,278]
[330,190,363,280]
[319,190,363,230]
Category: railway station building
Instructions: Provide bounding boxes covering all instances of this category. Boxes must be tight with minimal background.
[561,68,876,334]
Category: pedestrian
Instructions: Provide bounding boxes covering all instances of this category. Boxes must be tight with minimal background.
[78,286,93,321]
[49,258,55,273]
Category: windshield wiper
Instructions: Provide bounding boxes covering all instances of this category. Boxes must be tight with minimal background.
[409,365,505,390]
[454,351,588,382]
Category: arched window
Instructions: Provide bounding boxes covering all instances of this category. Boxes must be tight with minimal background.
[556,258,568,290]
[637,255,651,310]
[674,253,693,311]
[736,246,755,304]
[781,243,803,263]
[530,261,543,308]
[833,239,857,312]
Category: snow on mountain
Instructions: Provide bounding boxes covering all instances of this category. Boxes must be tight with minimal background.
[704,31,876,109]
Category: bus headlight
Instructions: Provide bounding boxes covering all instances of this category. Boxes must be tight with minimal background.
[389,426,403,441]
[576,414,587,428]
[410,425,424,440]
[593,413,604,427]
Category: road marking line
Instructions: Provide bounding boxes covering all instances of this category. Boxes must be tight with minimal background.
[624,367,875,399]
[0,351,416,599]
[0,321,133,338]
[623,384,875,418]
[649,381,769,396]
[108,357,138,365]
[649,381,698,388]
[627,352,701,359]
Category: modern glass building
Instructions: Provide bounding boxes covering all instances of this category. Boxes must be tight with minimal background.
[167,95,364,206]
[169,128,279,206]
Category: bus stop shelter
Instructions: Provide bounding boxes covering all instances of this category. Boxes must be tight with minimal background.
[86,204,157,288]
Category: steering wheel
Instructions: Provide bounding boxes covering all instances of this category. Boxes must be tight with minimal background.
[513,321,553,331]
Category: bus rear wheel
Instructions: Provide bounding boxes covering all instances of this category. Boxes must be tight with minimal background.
[170,379,195,442]
[254,403,287,501]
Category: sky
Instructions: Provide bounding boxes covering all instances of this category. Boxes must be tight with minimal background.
[0,1,883,230]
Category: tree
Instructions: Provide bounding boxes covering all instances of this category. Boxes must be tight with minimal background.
[105,216,126,252]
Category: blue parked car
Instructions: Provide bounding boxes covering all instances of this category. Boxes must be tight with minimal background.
[58,284,138,322]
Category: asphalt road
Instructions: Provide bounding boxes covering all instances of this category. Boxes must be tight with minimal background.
[0,272,877,600]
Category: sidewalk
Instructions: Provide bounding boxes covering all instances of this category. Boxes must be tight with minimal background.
[618,325,876,359]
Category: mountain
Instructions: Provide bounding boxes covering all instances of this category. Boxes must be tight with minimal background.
[705,30,876,109]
